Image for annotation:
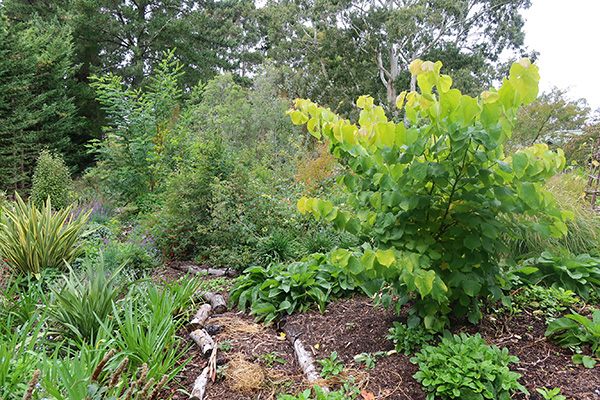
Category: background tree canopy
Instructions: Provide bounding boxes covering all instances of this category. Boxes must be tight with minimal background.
[1,0,594,194]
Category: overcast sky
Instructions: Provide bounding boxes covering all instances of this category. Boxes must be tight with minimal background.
[522,1,600,111]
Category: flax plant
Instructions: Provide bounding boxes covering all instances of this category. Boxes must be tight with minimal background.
[0,193,91,279]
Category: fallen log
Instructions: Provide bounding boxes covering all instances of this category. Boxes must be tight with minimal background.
[190,304,212,329]
[171,264,238,277]
[283,324,322,384]
[190,329,215,356]
[200,292,227,314]
[189,366,209,400]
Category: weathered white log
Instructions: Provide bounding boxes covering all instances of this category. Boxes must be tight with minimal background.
[200,292,227,314]
[190,329,215,356]
[190,304,212,329]
[189,366,209,400]
[171,264,238,277]
[283,325,322,384]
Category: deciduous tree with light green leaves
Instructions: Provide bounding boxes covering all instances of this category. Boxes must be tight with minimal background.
[289,59,572,331]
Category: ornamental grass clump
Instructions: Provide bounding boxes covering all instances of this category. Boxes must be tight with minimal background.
[0,193,91,279]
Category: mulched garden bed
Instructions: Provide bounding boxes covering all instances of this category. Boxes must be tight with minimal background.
[156,263,600,400]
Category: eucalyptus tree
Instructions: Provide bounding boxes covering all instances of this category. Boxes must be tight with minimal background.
[263,0,533,111]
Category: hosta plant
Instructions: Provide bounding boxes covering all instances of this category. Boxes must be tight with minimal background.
[229,252,358,325]
[290,59,570,330]
[0,193,91,279]
[411,333,527,400]
[546,310,600,368]
[514,251,600,301]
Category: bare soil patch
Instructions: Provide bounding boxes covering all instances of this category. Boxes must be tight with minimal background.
[158,264,600,400]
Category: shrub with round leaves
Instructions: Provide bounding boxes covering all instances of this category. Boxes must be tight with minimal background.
[289,59,571,331]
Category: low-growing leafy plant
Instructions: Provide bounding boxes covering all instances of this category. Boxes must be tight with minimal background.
[317,351,344,378]
[515,251,600,301]
[411,333,528,400]
[0,311,47,400]
[354,351,385,370]
[546,310,600,368]
[536,386,567,400]
[386,322,434,355]
[103,295,189,381]
[0,193,91,278]
[277,383,360,400]
[229,252,357,325]
[254,351,285,368]
[499,285,580,321]
[43,348,168,400]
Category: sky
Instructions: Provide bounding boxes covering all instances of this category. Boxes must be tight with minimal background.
[522,0,600,111]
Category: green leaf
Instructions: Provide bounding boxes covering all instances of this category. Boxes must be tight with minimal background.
[512,153,528,177]
[376,249,396,267]
[291,110,309,126]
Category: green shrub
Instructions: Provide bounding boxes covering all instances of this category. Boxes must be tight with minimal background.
[411,333,528,400]
[31,150,72,210]
[277,384,360,400]
[254,230,298,265]
[291,59,571,331]
[0,193,91,278]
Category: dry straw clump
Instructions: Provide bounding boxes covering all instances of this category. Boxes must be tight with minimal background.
[210,316,262,334]
[225,353,265,393]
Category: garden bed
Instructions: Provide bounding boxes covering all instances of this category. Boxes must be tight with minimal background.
[158,263,600,400]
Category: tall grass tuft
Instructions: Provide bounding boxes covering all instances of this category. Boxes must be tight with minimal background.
[47,255,130,345]
[507,170,600,258]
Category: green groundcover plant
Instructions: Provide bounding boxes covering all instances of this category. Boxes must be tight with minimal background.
[411,333,528,400]
[289,59,571,330]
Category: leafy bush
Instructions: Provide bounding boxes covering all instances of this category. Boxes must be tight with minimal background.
[291,59,571,330]
[514,251,600,301]
[90,51,191,205]
[411,333,528,400]
[546,310,600,368]
[229,252,358,325]
[47,255,131,345]
[102,230,160,276]
[386,322,434,355]
[31,149,72,210]
[0,193,91,278]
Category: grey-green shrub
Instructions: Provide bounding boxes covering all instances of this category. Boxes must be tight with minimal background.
[31,150,72,210]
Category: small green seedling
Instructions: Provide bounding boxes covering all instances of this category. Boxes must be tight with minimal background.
[317,351,344,378]
[536,387,566,400]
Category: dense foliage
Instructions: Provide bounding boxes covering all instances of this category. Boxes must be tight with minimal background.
[31,150,72,210]
[412,333,528,400]
[291,59,571,330]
